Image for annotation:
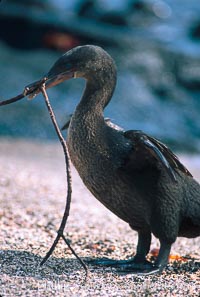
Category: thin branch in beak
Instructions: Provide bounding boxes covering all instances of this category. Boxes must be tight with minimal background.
[0,92,26,106]
[25,77,48,99]
[0,77,47,106]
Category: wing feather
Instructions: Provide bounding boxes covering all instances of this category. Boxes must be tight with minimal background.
[123,130,192,181]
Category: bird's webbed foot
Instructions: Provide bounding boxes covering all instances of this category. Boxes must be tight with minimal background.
[86,257,160,275]
[85,257,135,267]
[116,259,160,275]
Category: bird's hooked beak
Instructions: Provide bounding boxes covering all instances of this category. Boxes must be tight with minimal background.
[45,70,75,89]
[26,69,75,99]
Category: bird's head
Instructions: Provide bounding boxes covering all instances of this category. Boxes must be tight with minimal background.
[27,45,116,99]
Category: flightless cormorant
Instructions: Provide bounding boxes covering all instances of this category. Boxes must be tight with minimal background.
[27,45,200,274]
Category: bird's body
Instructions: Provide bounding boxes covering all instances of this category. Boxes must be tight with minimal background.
[67,92,200,240]
[31,45,200,273]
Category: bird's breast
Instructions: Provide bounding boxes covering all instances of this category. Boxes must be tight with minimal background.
[67,118,130,192]
[67,122,150,224]
[68,123,115,179]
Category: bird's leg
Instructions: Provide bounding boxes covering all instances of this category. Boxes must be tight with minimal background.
[154,240,171,271]
[133,229,151,263]
[86,228,170,275]
[115,230,158,274]
[86,230,153,270]
[117,239,171,275]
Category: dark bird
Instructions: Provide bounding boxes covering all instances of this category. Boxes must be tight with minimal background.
[28,45,200,274]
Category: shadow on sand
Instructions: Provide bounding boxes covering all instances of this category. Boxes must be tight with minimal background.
[0,249,199,281]
[0,249,89,281]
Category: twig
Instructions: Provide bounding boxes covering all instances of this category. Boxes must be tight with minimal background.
[0,93,25,106]
[0,77,47,106]
[40,85,88,276]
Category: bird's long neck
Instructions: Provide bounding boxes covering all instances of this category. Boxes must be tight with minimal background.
[79,84,102,115]
[70,83,110,144]
[68,59,117,168]
[73,68,117,125]
[68,72,116,163]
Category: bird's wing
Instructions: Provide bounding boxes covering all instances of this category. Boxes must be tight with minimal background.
[123,130,192,182]
[146,134,192,177]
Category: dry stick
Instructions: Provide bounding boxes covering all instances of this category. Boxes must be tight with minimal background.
[0,81,87,275]
[0,77,47,107]
[0,93,25,106]
[40,85,88,276]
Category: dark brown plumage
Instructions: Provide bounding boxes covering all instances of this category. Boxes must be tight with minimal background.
[29,45,200,274]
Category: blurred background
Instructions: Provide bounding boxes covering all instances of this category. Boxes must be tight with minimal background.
[1,0,200,151]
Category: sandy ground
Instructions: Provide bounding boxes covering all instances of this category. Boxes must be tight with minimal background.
[0,139,199,296]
